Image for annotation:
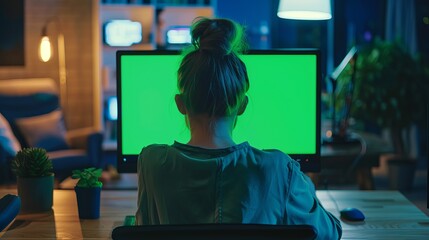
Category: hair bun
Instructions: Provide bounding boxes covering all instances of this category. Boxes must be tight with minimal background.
[191,17,247,55]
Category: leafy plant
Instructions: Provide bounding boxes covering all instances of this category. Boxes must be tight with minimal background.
[350,39,428,156]
[72,167,103,188]
[11,147,53,178]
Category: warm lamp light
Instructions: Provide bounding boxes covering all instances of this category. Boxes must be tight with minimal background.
[38,19,68,111]
[277,0,332,20]
[39,36,52,62]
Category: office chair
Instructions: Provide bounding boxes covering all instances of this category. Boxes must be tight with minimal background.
[0,78,103,180]
[111,223,316,240]
[0,194,21,232]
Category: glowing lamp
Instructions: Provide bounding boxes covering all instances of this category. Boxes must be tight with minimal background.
[39,36,52,62]
[277,0,332,20]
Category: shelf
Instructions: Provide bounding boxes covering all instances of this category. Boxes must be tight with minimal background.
[101,0,214,7]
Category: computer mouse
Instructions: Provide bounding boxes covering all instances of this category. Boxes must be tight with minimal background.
[340,207,365,221]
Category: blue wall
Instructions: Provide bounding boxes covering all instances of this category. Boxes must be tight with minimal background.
[215,0,329,77]
[216,0,273,49]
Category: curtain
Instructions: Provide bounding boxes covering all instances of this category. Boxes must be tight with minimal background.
[385,0,417,55]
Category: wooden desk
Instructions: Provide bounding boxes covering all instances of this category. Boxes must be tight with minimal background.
[1,190,428,239]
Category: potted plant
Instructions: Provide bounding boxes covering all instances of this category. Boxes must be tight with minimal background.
[350,39,428,190]
[10,147,54,213]
[72,167,103,219]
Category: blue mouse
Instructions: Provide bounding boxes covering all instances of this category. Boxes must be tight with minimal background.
[340,208,365,221]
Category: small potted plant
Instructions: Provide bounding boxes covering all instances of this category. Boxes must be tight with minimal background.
[72,167,103,219]
[11,147,54,213]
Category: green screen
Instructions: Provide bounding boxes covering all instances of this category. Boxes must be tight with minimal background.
[119,51,319,171]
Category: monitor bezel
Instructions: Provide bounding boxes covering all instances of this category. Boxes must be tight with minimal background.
[116,49,321,173]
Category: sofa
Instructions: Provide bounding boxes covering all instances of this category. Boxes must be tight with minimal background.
[0,78,103,181]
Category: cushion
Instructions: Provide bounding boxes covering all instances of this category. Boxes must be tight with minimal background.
[0,113,21,157]
[14,110,69,151]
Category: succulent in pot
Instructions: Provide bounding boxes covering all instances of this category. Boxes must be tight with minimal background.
[72,167,103,219]
[11,147,54,213]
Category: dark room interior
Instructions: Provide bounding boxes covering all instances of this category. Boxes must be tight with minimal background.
[0,0,428,239]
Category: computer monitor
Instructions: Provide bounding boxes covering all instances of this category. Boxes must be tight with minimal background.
[117,50,321,173]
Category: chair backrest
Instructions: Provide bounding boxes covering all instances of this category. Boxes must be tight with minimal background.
[0,194,21,232]
[111,224,316,240]
[0,78,60,119]
[0,78,62,148]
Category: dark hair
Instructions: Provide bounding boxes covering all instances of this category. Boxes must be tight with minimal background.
[177,17,249,117]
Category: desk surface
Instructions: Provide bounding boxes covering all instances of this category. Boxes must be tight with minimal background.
[1,190,428,239]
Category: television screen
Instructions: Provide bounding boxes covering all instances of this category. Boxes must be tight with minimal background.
[104,20,142,47]
[166,26,191,44]
[117,50,321,173]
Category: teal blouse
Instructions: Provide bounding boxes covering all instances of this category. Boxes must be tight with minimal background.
[136,141,342,239]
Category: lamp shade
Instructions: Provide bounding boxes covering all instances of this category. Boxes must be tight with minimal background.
[277,0,332,20]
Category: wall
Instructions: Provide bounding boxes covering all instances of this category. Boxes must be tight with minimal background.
[0,0,99,130]
[216,0,273,49]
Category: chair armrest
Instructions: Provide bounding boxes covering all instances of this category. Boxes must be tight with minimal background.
[87,132,103,167]
[66,127,97,149]
[66,128,103,168]
[0,145,16,183]
[0,144,13,165]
